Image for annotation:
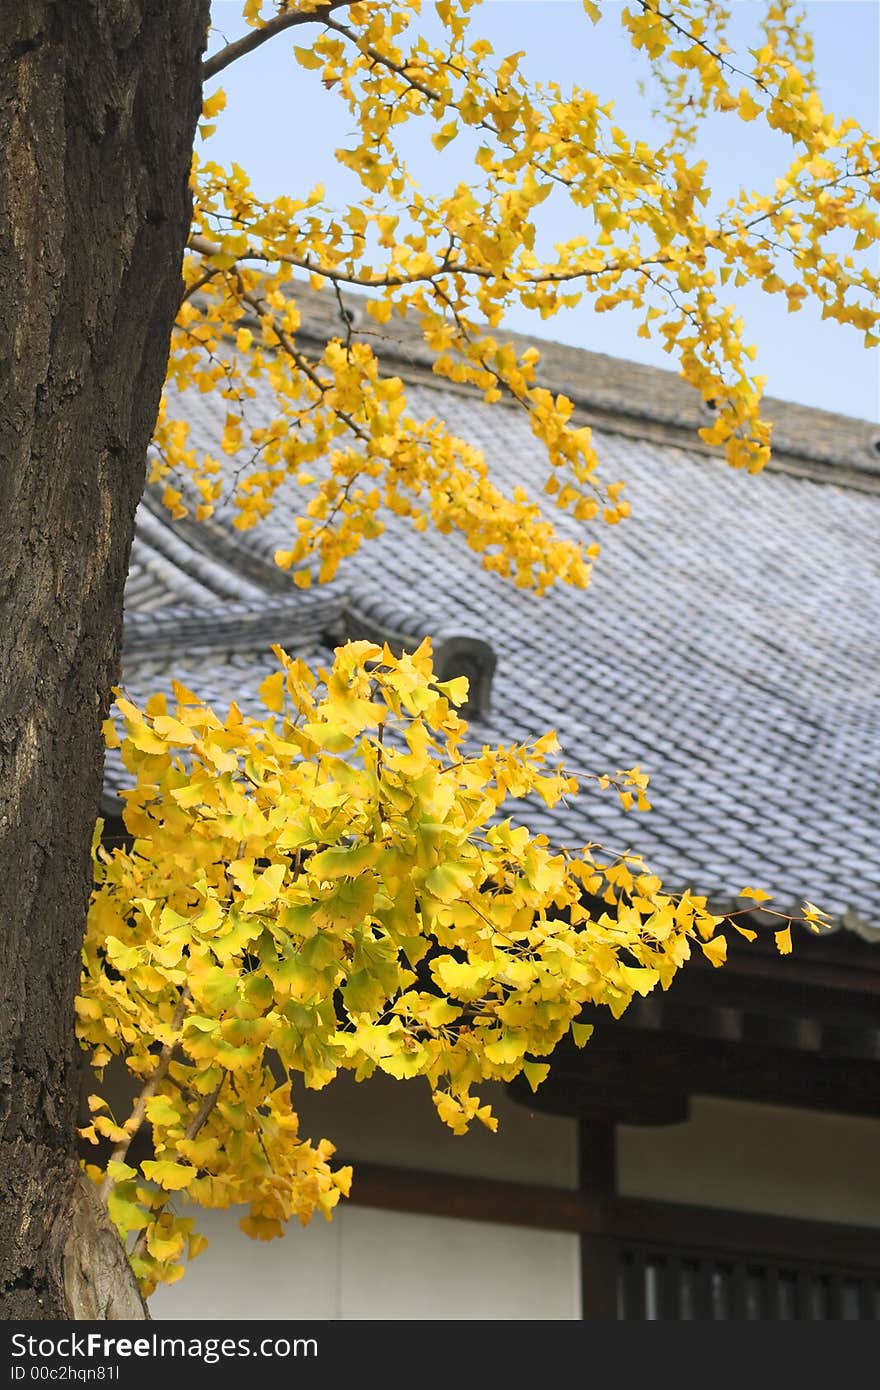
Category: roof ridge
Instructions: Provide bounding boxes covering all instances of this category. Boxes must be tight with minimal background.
[282,280,880,484]
[140,489,294,594]
[134,502,270,604]
[123,591,344,659]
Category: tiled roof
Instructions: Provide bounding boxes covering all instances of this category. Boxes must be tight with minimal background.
[114,310,880,938]
[289,284,880,483]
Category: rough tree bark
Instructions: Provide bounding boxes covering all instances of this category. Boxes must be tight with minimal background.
[0,0,209,1319]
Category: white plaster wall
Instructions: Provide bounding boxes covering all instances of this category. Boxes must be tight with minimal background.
[150,1205,342,1321]
[618,1094,880,1226]
[150,1205,581,1321]
[149,1075,581,1320]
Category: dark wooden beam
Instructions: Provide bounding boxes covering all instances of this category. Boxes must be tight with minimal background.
[511,1024,880,1121]
[579,1117,619,1319]
[579,1119,617,1194]
[663,960,880,1031]
[345,1159,598,1234]
[604,1195,880,1272]
[342,1159,880,1273]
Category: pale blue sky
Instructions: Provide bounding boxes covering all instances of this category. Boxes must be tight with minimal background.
[204,1,880,420]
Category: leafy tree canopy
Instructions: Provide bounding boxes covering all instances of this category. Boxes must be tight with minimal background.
[80,0,875,1293]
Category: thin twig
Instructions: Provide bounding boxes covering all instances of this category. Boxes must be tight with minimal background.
[323,15,440,102]
[128,1074,226,1264]
[238,286,368,442]
[203,2,348,82]
[97,990,191,1202]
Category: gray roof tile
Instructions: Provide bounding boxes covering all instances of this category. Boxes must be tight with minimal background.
[113,336,880,937]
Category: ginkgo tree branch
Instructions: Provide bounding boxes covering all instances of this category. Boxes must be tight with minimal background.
[319,9,677,204]
[128,1075,226,1266]
[79,0,877,1299]
[188,232,671,291]
[640,0,773,96]
[188,231,477,288]
[97,989,191,1204]
[180,264,223,305]
[238,284,370,443]
[203,1,349,82]
[322,14,441,102]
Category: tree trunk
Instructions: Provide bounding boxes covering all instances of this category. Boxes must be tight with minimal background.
[0,0,208,1319]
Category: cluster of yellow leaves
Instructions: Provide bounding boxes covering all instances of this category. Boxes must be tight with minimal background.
[149,0,879,588]
[85,0,857,1294]
[594,763,653,813]
[81,640,738,1291]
